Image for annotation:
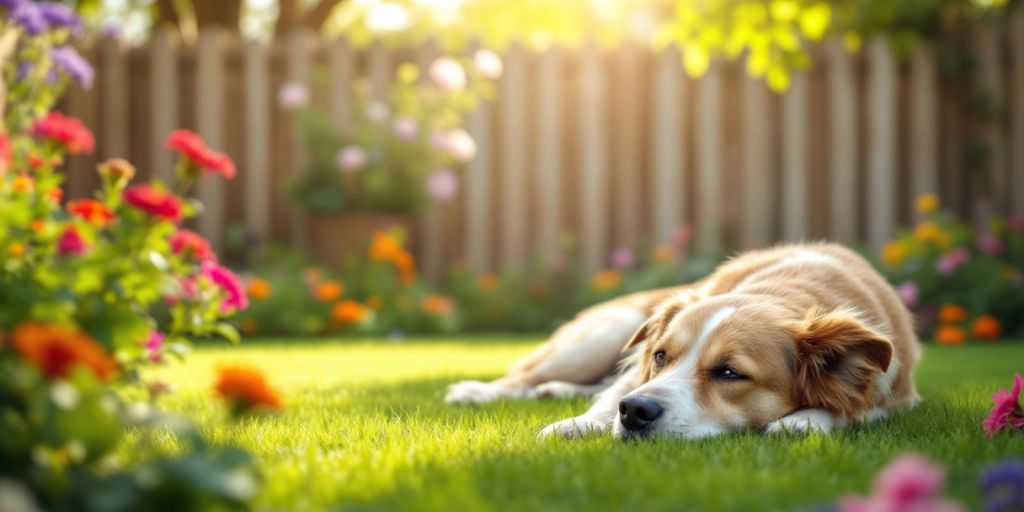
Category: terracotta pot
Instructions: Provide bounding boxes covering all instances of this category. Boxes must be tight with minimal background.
[307,212,417,265]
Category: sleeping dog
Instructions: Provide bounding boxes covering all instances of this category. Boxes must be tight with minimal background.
[446,243,921,439]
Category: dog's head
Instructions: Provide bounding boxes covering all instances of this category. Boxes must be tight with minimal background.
[613,296,893,439]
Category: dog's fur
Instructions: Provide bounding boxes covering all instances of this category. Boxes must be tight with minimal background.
[446,243,921,439]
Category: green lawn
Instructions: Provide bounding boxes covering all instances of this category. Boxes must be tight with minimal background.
[135,337,1024,511]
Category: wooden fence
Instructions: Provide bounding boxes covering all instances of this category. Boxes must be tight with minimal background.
[60,10,1024,280]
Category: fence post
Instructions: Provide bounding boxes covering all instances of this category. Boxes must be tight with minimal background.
[651,46,685,247]
[327,38,354,134]
[696,61,723,254]
[196,29,226,253]
[100,37,128,159]
[243,41,271,248]
[909,43,939,219]
[827,40,858,243]
[417,42,444,283]
[975,24,1007,213]
[739,65,772,248]
[500,42,528,271]
[465,85,492,272]
[367,40,391,103]
[867,38,896,251]
[149,29,178,183]
[612,43,643,249]
[782,70,809,241]
[285,30,316,250]
[536,46,563,265]
[1011,7,1024,219]
[579,41,608,275]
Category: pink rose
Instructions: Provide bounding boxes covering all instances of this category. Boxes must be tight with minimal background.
[202,261,248,313]
[425,168,458,202]
[429,57,467,92]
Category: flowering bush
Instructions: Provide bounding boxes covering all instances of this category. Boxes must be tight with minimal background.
[285,50,501,214]
[878,194,1024,340]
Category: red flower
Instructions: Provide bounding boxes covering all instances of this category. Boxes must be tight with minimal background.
[57,226,90,256]
[0,132,10,173]
[165,129,236,179]
[123,184,183,223]
[170,229,217,262]
[31,112,95,154]
[67,199,114,226]
[12,323,117,381]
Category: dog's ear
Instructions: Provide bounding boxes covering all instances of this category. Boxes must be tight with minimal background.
[622,319,652,352]
[786,308,894,418]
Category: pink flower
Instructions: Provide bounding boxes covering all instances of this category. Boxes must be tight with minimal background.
[444,128,476,161]
[425,168,458,202]
[123,184,184,223]
[430,129,449,150]
[897,281,919,308]
[839,454,963,512]
[429,57,467,92]
[202,262,248,313]
[983,373,1024,438]
[610,246,635,269]
[57,226,89,256]
[672,224,693,247]
[473,49,503,79]
[977,233,1004,256]
[935,248,967,276]
[277,82,309,110]
[145,330,165,363]
[336,146,366,173]
[392,116,418,141]
[170,229,217,262]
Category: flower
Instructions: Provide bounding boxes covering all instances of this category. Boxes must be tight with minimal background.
[170,229,217,262]
[369,231,403,261]
[50,45,93,89]
[202,261,249,312]
[0,131,10,173]
[166,129,236,179]
[838,454,962,512]
[215,365,282,413]
[425,168,459,202]
[97,157,136,186]
[365,295,383,310]
[123,185,183,222]
[144,330,165,363]
[983,374,1024,438]
[57,226,89,256]
[897,281,919,308]
[936,248,969,276]
[392,116,419,141]
[936,326,966,346]
[247,278,271,300]
[477,273,500,292]
[978,233,1004,256]
[336,146,367,172]
[314,280,344,302]
[277,82,309,110]
[331,300,366,324]
[938,304,968,324]
[672,225,693,247]
[473,49,503,79]
[429,57,467,91]
[653,244,675,263]
[12,323,117,381]
[1009,217,1024,234]
[11,174,33,193]
[365,101,389,122]
[8,242,26,257]
[32,112,94,154]
[916,194,939,214]
[421,295,455,316]
[392,250,416,283]
[610,246,635,269]
[980,459,1024,512]
[913,221,949,247]
[881,241,906,267]
[972,315,1001,341]
[302,266,323,285]
[67,199,114,226]
[591,270,622,292]
[444,128,477,161]
[11,2,48,36]
[37,2,82,33]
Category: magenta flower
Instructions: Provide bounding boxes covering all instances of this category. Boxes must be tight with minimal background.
[610,246,635,269]
[897,281,919,308]
[336,146,367,173]
[57,226,89,256]
[425,168,458,202]
[444,128,476,161]
[202,262,249,313]
[983,373,1024,438]
[145,330,165,363]
[473,49,503,79]
[977,233,1004,256]
[429,57,467,92]
[839,454,963,512]
[392,116,419,141]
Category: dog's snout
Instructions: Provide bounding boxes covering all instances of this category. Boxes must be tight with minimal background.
[618,395,664,432]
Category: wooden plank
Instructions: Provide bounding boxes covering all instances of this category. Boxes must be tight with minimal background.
[739,67,771,248]
[367,40,391,103]
[827,39,858,242]
[1011,7,1024,219]
[536,47,563,265]
[100,37,128,159]
[867,38,896,251]
[327,38,354,134]
[195,29,226,253]
[909,43,939,218]
[782,71,809,241]
[579,41,608,274]
[612,43,643,248]
[285,30,315,250]
[464,96,492,272]
[417,42,444,283]
[500,42,528,271]
[244,41,271,245]
[149,29,178,183]
[651,46,685,245]
[975,25,1007,213]
[696,61,723,254]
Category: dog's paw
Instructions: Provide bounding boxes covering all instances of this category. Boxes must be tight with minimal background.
[533,381,585,399]
[765,408,839,435]
[445,380,500,405]
[537,415,610,440]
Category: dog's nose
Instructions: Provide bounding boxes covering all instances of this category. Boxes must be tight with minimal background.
[618,395,664,432]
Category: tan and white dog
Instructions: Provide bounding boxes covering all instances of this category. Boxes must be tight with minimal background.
[446,243,921,439]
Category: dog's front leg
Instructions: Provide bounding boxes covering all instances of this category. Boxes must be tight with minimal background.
[538,365,641,439]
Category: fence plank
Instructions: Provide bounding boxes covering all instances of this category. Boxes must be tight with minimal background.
[149,29,178,182]
[417,43,444,283]
[1012,7,1024,219]
[500,42,528,271]
[100,38,128,159]
[536,47,563,264]
[975,25,1007,213]
[327,38,354,134]
[740,69,772,248]
[867,38,897,251]
[243,41,271,246]
[909,44,939,218]
[612,43,643,248]
[782,71,809,241]
[651,46,685,246]
[286,30,316,250]
[827,40,858,243]
[696,62,723,254]
[465,98,492,272]
[367,40,391,103]
[196,30,226,253]
[579,42,608,274]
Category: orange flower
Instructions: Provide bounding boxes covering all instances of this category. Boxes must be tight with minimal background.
[12,323,117,381]
[653,244,675,263]
[314,280,344,302]
[11,174,33,193]
[369,231,403,261]
[881,241,906,267]
[331,300,366,324]
[301,266,322,284]
[47,187,64,203]
[476,273,500,292]
[67,199,114,226]
[247,278,271,300]
[938,304,968,325]
[916,194,939,214]
[30,220,45,232]
[971,315,1000,341]
[392,250,417,284]
[421,295,455,316]
[591,269,622,292]
[8,242,25,257]
[214,365,281,412]
[365,295,383,310]
[935,326,966,346]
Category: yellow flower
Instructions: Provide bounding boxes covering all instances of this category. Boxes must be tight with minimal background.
[913,221,944,244]
[476,273,500,292]
[591,270,622,292]
[881,241,906,267]
[915,194,939,214]
[653,244,675,263]
[8,242,25,257]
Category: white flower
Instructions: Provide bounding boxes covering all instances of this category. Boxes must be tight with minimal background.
[429,57,467,92]
[336,146,367,173]
[365,101,389,123]
[277,82,309,110]
[49,381,79,409]
[444,128,476,161]
[366,2,410,32]
[473,49,503,80]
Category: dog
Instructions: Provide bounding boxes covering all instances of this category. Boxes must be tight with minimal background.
[446,243,921,439]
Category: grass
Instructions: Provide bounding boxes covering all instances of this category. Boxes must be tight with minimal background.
[134,337,1024,511]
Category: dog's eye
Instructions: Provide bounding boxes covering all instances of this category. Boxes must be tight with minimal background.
[653,350,667,369]
[711,365,747,381]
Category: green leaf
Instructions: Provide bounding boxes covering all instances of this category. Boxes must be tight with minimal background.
[215,323,241,344]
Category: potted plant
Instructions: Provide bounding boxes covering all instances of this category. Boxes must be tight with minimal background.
[283,50,502,264]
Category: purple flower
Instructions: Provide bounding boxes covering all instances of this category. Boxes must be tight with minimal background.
[51,46,94,89]
[102,22,122,39]
[0,0,27,11]
[11,2,48,36]
[201,262,249,313]
[980,459,1024,512]
[425,168,458,202]
[610,246,635,269]
[38,2,82,34]
[897,281,919,308]
[16,61,32,80]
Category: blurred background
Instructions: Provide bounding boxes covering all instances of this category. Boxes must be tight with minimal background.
[54,0,1024,337]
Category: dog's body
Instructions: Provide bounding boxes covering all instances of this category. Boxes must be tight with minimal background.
[446,243,921,439]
